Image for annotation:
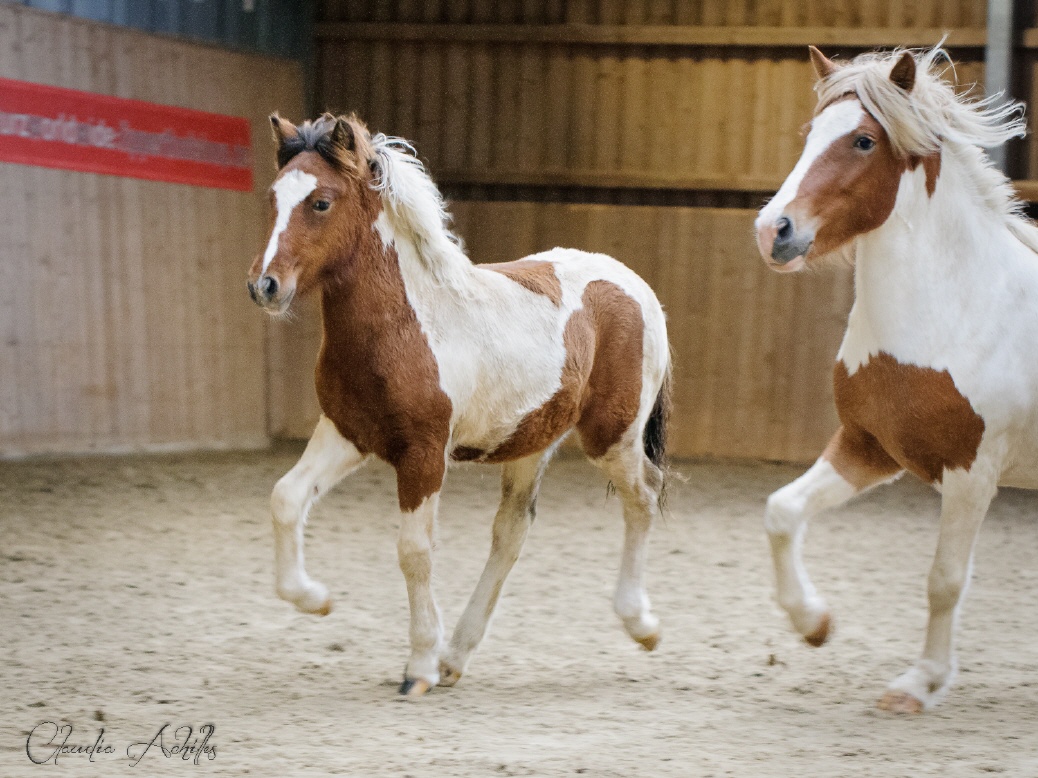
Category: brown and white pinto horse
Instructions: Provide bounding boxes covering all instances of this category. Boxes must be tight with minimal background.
[247,113,671,697]
[755,46,1035,712]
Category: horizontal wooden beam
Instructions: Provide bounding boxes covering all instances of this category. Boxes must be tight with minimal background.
[316,23,986,49]
[435,168,783,192]
[434,168,1038,202]
[1021,28,1038,48]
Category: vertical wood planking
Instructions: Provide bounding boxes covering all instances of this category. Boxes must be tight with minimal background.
[0,4,302,456]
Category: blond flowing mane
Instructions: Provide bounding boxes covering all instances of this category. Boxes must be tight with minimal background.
[368,133,473,288]
[816,46,1038,254]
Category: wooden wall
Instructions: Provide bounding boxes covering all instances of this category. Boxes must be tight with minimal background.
[284,0,1002,462]
[0,5,303,456]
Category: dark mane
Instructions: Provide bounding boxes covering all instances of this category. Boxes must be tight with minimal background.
[274,113,370,171]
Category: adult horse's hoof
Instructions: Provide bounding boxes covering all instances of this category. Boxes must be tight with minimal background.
[310,598,333,616]
[635,632,661,652]
[398,678,433,698]
[438,661,463,687]
[803,613,831,647]
[877,689,924,714]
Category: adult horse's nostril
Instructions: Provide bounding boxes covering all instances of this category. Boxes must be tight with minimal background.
[247,280,258,303]
[261,276,278,298]
[776,216,793,240]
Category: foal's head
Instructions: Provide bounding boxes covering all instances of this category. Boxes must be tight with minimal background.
[248,113,379,313]
[755,45,1027,272]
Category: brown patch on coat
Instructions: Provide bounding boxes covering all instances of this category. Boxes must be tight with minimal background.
[469,281,644,464]
[822,425,902,490]
[575,281,645,459]
[316,226,453,511]
[484,259,563,305]
[786,109,905,258]
[832,353,985,484]
[908,152,941,197]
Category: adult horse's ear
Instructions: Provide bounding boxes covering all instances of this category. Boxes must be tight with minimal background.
[889,51,916,92]
[809,46,837,80]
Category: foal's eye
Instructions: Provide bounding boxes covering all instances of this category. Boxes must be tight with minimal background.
[313,199,331,212]
[853,136,876,151]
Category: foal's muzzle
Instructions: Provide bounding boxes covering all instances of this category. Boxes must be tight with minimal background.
[247,274,293,313]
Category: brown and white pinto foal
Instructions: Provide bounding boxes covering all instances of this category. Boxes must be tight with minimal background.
[755,46,1035,712]
[247,114,672,696]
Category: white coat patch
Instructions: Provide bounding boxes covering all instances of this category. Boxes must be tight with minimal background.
[262,169,318,272]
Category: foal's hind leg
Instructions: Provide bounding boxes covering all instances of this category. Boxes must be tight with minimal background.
[594,441,663,650]
[439,445,558,687]
[271,415,369,614]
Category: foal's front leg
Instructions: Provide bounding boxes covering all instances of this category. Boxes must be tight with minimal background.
[271,415,369,614]
[395,452,447,697]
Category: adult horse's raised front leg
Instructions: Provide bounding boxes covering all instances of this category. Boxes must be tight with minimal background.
[767,426,901,645]
[879,465,997,713]
[440,446,558,687]
[271,415,369,614]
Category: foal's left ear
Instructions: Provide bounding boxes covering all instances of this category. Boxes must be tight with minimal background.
[330,117,357,153]
[889,51,916,93]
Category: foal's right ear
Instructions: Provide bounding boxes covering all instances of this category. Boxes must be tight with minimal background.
[809,46,838,81]
[270,114,299,162]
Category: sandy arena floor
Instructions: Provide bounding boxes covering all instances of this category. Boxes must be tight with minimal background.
[2,445,1037,776]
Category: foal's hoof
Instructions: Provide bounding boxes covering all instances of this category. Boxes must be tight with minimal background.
[438,661,463,687]
[398,678,433,698]
[803,613,832,647]
[634,632,661,652]
[877,689,924,714]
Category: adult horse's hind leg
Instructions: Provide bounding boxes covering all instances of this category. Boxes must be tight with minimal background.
[594,440,663,650]
[271,415,369,614]
[439,444,559,687]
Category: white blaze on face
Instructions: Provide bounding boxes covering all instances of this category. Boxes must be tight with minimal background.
[756,99,866,228]
[262,169,319,273]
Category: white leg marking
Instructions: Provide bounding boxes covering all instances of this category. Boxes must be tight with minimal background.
[398,493,444,694]
[262,169,318,273]
[882,466,996,711]
[440,447,557,685]
[271,415,368,614]
[765,458,860,639]
[593,442,662,649]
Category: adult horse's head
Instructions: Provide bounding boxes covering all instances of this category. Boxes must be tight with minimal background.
[754,45,1025,272]
[248,113,378,313]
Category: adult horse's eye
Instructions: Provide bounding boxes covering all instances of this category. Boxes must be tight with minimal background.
[853,136,876,151]
[313,199,331,212]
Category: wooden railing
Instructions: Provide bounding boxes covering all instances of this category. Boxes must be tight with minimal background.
[315,23,987,48]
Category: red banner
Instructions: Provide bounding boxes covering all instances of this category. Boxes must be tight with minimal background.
[0,77,253,191]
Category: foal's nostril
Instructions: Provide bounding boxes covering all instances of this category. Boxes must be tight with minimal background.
[247,280,258,303]
[261,276,278,298]
[776,216,793,241]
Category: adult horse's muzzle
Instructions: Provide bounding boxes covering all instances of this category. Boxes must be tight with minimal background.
[755,215,814,272]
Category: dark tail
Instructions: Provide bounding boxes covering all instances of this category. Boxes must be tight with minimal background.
[643,362,672,482]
